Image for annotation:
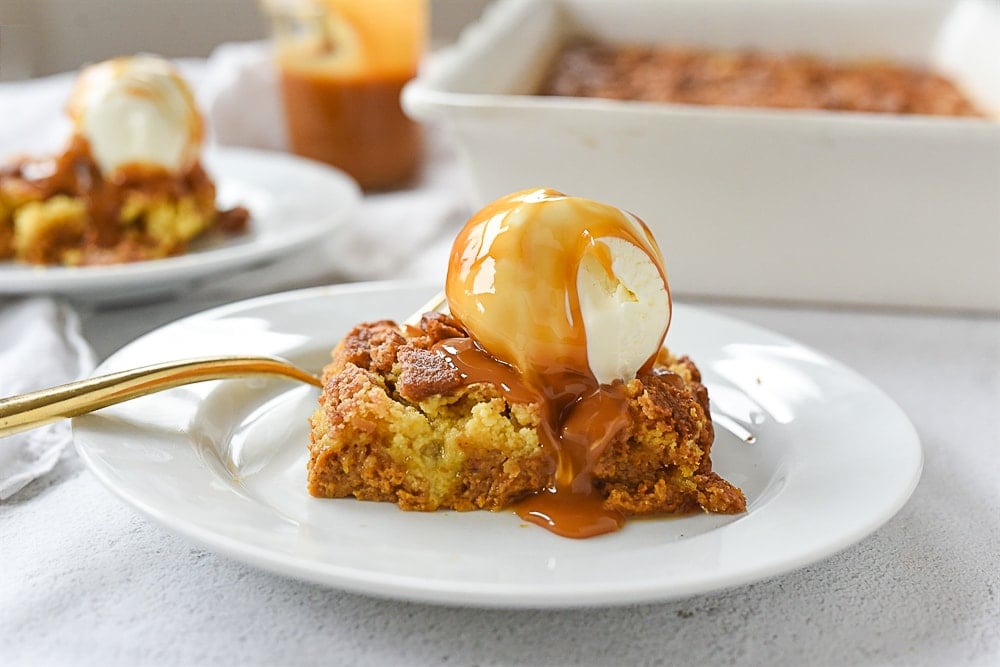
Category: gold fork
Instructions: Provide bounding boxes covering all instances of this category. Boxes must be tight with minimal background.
[0,291,447,439]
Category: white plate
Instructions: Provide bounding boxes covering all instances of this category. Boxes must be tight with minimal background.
[73,281,922,608]
[0,146,359,302]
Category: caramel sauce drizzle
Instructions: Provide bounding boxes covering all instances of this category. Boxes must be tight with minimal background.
[10,137,211,211]
[2,136,233,259]
[443,188,670,538]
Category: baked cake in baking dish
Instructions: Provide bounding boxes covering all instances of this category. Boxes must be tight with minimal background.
[541,41,985,117]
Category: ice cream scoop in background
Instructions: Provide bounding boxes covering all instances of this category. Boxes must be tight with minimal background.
[445,188,672,388]
[66,55,204,177]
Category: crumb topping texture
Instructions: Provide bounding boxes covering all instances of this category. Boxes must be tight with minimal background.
[308,315,746,517]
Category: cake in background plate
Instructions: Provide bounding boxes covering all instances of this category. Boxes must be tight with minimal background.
[0,55,248,266]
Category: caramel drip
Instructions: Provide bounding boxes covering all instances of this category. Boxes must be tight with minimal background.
[511,383,630,538]
[434,337,539,405]
[434,328,632,538]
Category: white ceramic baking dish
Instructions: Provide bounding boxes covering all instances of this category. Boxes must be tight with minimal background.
[405,0,1000,311]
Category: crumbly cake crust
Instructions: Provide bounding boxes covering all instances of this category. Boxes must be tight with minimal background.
[308,314,746,516]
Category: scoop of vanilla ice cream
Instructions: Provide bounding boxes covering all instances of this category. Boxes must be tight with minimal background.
[446,188,671,387]
[66,55,203,176]
[576,234,671,385]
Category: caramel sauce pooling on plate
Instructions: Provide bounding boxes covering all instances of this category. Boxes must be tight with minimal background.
[443,188,671,538]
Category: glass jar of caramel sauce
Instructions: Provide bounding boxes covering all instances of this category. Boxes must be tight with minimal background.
[264,0,425,190]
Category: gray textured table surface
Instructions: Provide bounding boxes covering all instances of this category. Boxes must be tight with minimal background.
[3,281,998,667]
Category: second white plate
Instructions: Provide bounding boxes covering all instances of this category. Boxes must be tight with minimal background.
[73,281,922,608]
[0,146,359,302]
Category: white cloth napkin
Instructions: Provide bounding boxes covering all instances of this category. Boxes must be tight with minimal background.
[0,299,96,500]
[199,42,287,152]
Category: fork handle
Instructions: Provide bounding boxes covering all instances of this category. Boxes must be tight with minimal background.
[0,356,321,439]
